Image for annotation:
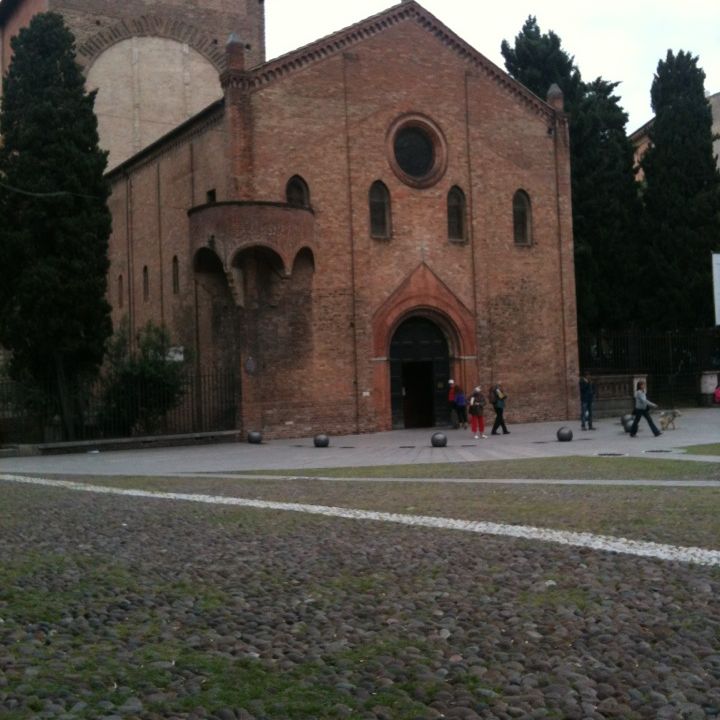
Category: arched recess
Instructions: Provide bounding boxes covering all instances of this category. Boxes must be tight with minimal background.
[193,247,236,372]
[77,16,226,71]
[86,36,222,167]
[232,245,314,379]
[231,246,286,310]
[286,176,311,208]
[389,314,452,429]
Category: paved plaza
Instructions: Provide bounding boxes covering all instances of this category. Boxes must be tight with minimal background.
[1,407,718,478]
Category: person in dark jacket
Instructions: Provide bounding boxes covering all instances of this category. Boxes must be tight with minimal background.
[489,381,509,435]
[454,386,468,429]
[447,379,458,428]
[579,374,596,431]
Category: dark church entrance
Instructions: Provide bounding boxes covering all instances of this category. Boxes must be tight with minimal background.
[390,316,450,429]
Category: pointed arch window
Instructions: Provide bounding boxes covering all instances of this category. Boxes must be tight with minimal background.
[143,266,149,301]
[286,175,310,208]
[513,190,532,246]
[172,255,180,294]
[447,186,467,241]
[369,180,391,239]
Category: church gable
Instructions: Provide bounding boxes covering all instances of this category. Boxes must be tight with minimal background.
[245,1,554,124]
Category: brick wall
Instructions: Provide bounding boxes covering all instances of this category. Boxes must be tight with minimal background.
[108,3,579,437]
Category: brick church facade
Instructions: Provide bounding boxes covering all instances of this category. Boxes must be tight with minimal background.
[1,0,579,437]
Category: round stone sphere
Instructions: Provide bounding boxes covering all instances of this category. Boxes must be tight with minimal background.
[556,426,573,442]
[247,430,263,444]
[621,414,634,433]
[431,432,448,448]
[313,433,330,448]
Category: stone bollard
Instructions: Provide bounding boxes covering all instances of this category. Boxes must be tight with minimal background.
[556,427,573,442]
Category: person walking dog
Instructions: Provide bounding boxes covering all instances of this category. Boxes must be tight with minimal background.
[629,380,662,438]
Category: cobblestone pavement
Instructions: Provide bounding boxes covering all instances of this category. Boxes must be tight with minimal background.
[1,409,719,718]
[1,478,719,720]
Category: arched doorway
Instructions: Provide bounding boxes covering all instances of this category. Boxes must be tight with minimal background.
[390,316,450,429]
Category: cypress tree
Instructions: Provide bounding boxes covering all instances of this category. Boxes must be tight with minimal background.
[0,13,112,439]
[570,78,641,332]
[639,50,720,329]
[501,18,641,335]
[500,16,582,108]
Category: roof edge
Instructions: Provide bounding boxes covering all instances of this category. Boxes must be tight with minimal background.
[246,0,555,120]
[105,98,225,180]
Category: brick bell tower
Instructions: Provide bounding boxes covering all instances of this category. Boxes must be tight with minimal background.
[1,0,266,168]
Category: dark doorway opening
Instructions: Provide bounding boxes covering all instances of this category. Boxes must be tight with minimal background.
[390,316,451,429]
[401,361,434,427]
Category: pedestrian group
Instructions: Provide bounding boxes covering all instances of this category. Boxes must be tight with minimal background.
[447,375,667,438]
[448,379,510,438]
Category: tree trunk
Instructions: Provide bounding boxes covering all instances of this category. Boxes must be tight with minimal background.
[54,354,75,441]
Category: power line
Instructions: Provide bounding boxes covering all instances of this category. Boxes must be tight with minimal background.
[0,180,100,200]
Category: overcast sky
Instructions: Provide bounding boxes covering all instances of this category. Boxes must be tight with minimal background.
[265,0,720,132]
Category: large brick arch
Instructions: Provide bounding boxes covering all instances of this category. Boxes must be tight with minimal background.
[372,263,476,358]
[371,263,478,429]
[76,15,227,72]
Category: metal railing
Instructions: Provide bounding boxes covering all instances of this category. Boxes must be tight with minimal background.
[0,370,239,444]
[580,329,720,406]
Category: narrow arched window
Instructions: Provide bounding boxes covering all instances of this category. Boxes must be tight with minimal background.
[369,180,391,239]
[143,266,149,301]
[447,186,466,241]
[172,256,180,294]
[118,274,124,308]
[286,175,310,207]
[513,190,532,246]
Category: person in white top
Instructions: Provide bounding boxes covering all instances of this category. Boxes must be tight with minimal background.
[629,380,662,438]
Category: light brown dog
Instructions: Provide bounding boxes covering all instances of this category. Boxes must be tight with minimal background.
[659,410,681,431]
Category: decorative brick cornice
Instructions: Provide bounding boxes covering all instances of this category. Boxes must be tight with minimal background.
[244,0,555,121]
[76,14,226,71]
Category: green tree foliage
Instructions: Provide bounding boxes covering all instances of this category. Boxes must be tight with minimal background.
[501,17,641,334]
[99,320,187,436]
[639,50,720,329]
[500,16,582,108]
[570,79,642,331]
[0,13,112,438]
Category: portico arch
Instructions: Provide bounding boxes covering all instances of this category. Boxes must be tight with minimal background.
[371,263,477,430]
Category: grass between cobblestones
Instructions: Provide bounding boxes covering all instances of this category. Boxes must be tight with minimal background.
[237,455,720,480]
[0,552,453,719]
[42,470,720,549]
[2,476,720,719]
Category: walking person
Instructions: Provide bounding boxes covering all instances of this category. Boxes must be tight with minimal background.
[454,386,468,429]
[490,381,510,435]
[629,380,662,438]
[468,386,487,439]
[579,374,596,430]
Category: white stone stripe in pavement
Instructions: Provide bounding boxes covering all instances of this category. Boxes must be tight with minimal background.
[2,474,719,567]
